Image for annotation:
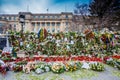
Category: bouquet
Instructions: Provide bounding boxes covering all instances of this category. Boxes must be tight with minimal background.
[90,62,104,71]
[51,62,64,74]
[35,63,50,74]
[13,65,23,72]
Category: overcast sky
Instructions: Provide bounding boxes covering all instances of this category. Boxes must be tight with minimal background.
[0,0,90,14]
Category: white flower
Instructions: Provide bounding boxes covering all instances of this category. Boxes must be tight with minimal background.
[35,68,44,74]
[45,66,50,72]
[40,65,44,68]
[69,62,74,66]
[81,62,90,69]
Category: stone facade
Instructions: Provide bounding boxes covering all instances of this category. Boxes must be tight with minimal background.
[0,12,74,33]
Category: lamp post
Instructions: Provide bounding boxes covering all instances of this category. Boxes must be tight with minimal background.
[19,14,25,33]
[19,14,25,48]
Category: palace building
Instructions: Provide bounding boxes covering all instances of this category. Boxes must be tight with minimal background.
[0,12,75,34]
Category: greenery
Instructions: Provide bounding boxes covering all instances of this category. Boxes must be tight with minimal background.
[8,29,120,57]
[15,61,27,65]
[90,63,104,71]
[13,65,23,72]
[106,59,120,70]
[1,57,11,61]
[15,72,23,80]
[51,63,65,74]
[112,71,120,77]
[14,69,98,80]
[65,69,98,80]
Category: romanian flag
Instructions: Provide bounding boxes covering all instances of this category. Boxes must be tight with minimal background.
[38,28,41,38]
[38,28,47,40]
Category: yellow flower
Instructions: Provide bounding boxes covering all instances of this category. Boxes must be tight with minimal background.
[70,69,73,71]
[103,45,106,49]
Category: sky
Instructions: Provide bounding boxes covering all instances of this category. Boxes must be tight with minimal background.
[0,0,90,14]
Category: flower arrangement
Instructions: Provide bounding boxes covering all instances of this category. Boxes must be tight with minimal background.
[66,64,77,72]
[8,28,119,57]
[1,52,12,62]
[2,29,120,74]
[105,57,115,66]
[38,28,48,41]
[106,57,120,70]
[64,61,82,72]
[0,64,7,75]
[13,65,23,72]
[90,62,104,71]
[22,61,36,73]
[35,63,50,74]
[116,59,120,70]
[51,62,64,74]
[15,61,27,65]
[112,55,120,59]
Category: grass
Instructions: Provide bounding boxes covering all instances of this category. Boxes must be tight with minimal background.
[28,72,51,80]
[64,69,98,80]
[10,69,99,80]
[112,71,120,77]
[15,72,23,80]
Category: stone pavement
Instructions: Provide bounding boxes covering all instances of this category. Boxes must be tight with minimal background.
[0,65,120,80]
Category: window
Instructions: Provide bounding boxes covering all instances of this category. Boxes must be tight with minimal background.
[9,17,11,20]
[38,16,41,19]
[14,24,16,31]
[47,29,50,32]
[57,28,60,32]
[4,17,7,20]
[6,17,9,20]
[9,24,12,30]
[52,16,55,19]
[47,16,50,19]
[52,28,55,32]
[41,22,45,26]
[2,16,4,19]
[34,16,38,19]
[37,22,40,26]
[50,16,52,18]
[0,23,4,26]
[56,16,60,19]
[14,25,16,31]
[51,22,55,26]
[14,24,16,27]
[0,23,4,33]
[32,22,35,26]
[14,17,16,20]
[66,15,68,18]
[54,16,57,19]
[41,16,45,19]
[66,22,68,25]
[56,22,60,26]
[46,22,50,26]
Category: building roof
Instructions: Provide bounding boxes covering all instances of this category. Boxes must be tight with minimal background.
[0,12,73,16]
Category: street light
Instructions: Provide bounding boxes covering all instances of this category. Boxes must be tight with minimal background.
[19,14,25,48]
[19,14,25,33]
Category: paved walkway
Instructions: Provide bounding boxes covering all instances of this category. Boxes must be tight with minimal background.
[0,65,120,80]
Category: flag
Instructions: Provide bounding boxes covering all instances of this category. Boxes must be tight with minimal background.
[38,29,41,38]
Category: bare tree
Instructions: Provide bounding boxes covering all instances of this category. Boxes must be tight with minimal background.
[74,3,92,32]
[89,0,120,30]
